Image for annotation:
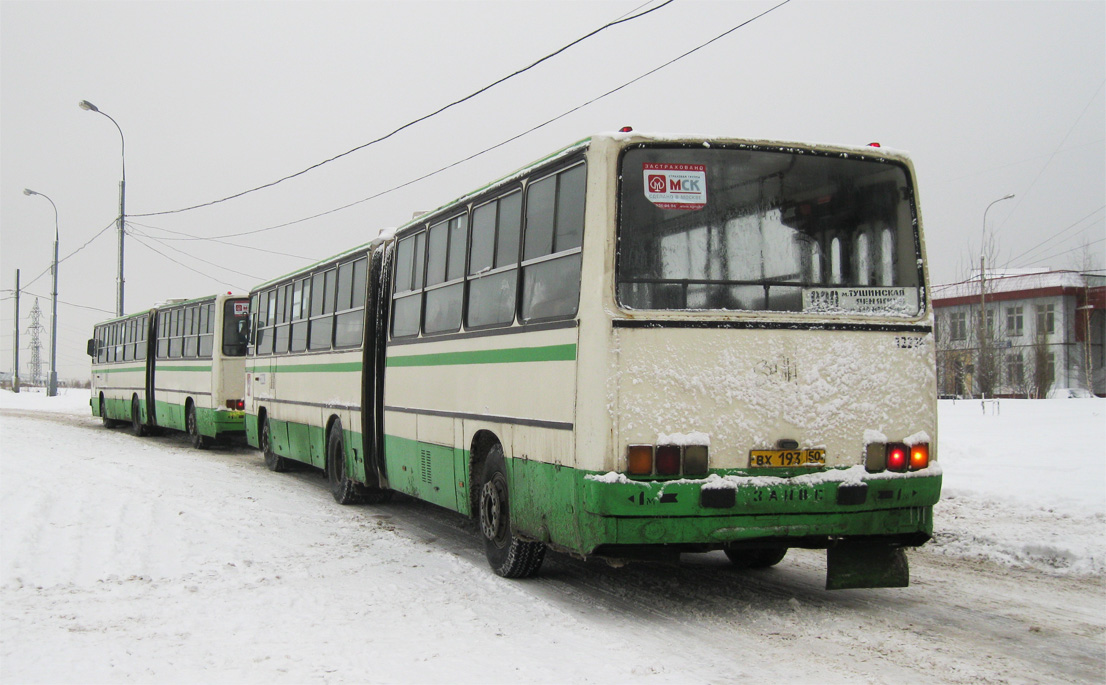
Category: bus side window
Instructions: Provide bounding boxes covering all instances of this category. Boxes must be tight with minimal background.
[123,318,134,361]
[520,163,584,323]
[257,289,275,355]
[424,215,465,335]
[248,293,259,354]
[334,257,366,348]
[274,283,291,355]
[184,306,199,358]
[466,192,520,329]
[137,315,148,361]
[290,278,310,352]
[392,231,425,338]
[168,308,181,358]
[309,269,336,350]
[95,326,105,363]
[199,303,214,357]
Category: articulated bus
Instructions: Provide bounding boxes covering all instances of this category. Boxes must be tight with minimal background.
[89,293,251,448]
[244,131,941,589]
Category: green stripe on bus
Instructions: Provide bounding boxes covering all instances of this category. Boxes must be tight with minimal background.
[386,343,577,368]
[156,365,213,372]
[246,362,362,374]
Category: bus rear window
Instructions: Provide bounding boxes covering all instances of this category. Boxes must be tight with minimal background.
[223,299,251,356]
[617,147,922,316]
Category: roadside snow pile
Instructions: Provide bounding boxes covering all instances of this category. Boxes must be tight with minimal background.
[0,385,90,413]
[931,397,1106,576]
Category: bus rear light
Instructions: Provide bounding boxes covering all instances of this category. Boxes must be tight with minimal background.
[627,445,653,476]
[226,399,244,411]
[886,444,909,472]
[865,442,886,472]
[909,444,929,471]
[655,445,681,475]
[684,445,709,475]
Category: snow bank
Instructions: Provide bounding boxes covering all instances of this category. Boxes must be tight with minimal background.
[930,397,1106,576]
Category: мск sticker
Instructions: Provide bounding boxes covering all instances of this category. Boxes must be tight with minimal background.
[643,163,707,210]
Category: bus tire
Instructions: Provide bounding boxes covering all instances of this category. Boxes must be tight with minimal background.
[100,396,120,428]
[479,445,545,578]
[724,547,788,569]
[261,416,291,472]
[130,396,147,437]
[327,420,360,505]
[186,401,209,450]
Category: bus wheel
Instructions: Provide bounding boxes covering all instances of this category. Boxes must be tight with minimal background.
[130,396,147,437]
[327,420,360,505]
[186,402,208,450]
[100,396,119,428]
[724,547,788,569]
[260,416,291,472]
[479,445,545,578]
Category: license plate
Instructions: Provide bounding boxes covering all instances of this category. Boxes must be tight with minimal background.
[749,449,826,468]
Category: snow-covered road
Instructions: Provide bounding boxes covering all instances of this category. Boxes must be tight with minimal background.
[2,389,1103,683]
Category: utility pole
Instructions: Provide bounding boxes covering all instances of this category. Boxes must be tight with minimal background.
[12,269,19,393]
[27,299,43,386]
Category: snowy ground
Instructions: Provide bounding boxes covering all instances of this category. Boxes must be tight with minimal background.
[2,388,1104,683]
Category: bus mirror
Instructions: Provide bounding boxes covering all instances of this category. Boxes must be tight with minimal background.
[86,339,97,357]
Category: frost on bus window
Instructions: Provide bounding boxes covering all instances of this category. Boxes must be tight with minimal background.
[617,147,921,316]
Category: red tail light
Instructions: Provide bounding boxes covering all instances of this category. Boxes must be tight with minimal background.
[226,399,244,411]
[655,445,680,475]
[910,444,929,470]
[627,445,653,475]
[886,444,909,472]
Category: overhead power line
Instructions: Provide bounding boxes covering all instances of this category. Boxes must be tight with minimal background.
[20,290,114,315]
[130,0,677,218]
[20,219,116,292]
[1005,205,1105,266]
[128,234,248,292]
[143,0,793,245]
[127,220,318,260]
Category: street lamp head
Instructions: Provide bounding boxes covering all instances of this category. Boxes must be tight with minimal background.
[23,188,37,196]
[78,99,100,113]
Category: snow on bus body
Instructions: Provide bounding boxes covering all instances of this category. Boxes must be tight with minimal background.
[568,133,939,589]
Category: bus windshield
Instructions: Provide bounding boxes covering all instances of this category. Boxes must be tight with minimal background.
[617,146,922,316]
[222,299,251,356]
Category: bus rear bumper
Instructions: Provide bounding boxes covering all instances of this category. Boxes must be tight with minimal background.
[577,469,941,551]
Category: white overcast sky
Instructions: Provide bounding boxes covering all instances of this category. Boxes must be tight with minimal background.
[2,0,1104,380]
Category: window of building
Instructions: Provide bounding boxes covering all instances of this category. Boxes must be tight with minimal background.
[1006,353,1024,387]
[1006,306,1023,337]
[1036,303,1055,335]
[950,311,967,341]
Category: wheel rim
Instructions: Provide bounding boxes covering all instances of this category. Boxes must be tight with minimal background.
[187,407,196,435]
[480,476,508,546]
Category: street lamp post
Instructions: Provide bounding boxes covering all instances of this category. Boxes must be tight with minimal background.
[79,99,126,317]
[979,193,1015,398]
[23,188,59,397]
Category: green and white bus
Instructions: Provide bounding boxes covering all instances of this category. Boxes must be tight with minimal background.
[89,293,251,448]
[245,131,941,589]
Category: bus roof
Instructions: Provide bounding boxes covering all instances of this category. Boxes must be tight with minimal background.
[250,131,914,291]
